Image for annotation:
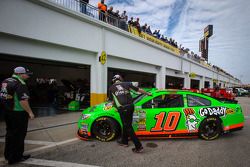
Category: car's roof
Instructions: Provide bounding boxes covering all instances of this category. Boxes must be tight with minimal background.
[151,89,198,94]
[150,89,216,99]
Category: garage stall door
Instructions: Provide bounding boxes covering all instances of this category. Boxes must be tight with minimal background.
[165,75,184,89]
[108,68,156,91]
[191,79,200,89]
[0,54,90,117]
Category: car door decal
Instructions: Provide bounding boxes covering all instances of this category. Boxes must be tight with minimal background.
[184,108,199,131]
[151,112,181,132]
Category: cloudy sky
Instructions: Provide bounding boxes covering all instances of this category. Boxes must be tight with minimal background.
[89,0,250,83]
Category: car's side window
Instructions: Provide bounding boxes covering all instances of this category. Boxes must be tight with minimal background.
[142,94,184,109]
[187,95,211,107]
[164,94,184,108]
[142,95,163,109]
[141,99,153,109]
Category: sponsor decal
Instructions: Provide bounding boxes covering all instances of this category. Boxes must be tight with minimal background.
[103,103,113,110]
[184,108,199,131]
[226,108,235,115]
[81,124,88,130]
[114,85,129,96]
[199,107,226,117]
[21,93,29,99]
[138,124,146,131]
[0,83,8,99]
[80,124,88,135]
[135,106,142,109]
[99,51,107,65]
[1,83,7,91]
[133,110,146,131]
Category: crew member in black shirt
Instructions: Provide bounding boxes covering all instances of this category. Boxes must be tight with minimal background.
[109,75,151,153]
[0,67,35,165]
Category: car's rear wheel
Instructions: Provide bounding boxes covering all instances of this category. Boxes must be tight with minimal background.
[199,117,222,140]
[92,117,119,142]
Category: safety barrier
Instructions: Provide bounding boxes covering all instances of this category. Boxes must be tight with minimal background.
[128,26,180,55]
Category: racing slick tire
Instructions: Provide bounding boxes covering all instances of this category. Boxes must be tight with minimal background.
[92,117,119,142]
[198,117,222,140]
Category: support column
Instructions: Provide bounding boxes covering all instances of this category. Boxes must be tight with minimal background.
[156,66,166,89]
[209,79,213,88]
[90,28,107,106]
[184,74,190,89]
[200,76,205,89]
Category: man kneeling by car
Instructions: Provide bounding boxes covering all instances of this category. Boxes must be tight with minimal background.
[109,75,151,153]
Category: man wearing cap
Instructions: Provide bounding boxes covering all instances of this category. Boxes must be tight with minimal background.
[109,74,151,153]
[0,66,35,164]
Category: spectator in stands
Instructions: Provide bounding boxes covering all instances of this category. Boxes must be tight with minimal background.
[128,17,134,25]
[160,35,165,41]
[135,18,141,33]
[114,10,120,26]
[172,39,176,46]
[169,38,173,45]
[153,30,157,38]
[156,30,161,39]
[145,25,152,35]
[80,0,89,14]
[120,10,128,31]
[174,41,178,48]
[179,44,182,49]
[141,23,147,32]
[98,0,107,22]
[165,37,169,43]
[121,10,128,20]
[114,10,120,18]
[107,6,115,25]
[180,48,185,56]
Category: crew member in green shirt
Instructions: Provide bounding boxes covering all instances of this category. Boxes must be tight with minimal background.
[0,66,35,165]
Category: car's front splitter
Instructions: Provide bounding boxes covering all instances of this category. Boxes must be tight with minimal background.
[77,129,91,141]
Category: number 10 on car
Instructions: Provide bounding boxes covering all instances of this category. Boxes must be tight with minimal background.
[151,112,180,132]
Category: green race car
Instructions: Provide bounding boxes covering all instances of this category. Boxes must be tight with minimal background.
[77,89,244,141]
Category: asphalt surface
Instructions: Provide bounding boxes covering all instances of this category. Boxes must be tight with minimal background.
[0,97,250,167]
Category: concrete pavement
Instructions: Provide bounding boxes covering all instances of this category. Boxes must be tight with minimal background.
[0,111,82,160]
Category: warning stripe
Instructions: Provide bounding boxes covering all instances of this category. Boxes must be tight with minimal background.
[223,123,244,131]
[136,130,198,136]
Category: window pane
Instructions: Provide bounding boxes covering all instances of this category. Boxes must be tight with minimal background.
[164,94,183,108]
[187,95,211,107]
[142,99,152,109]
[142,94,184,108]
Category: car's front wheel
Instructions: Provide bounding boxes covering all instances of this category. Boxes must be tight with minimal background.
[92,117,119,142]
[199,117,222,140]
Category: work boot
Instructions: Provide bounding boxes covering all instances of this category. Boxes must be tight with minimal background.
[20,155,31,161]
[132,146,144,153]
[117,139,129,147]
[8,154,30,165]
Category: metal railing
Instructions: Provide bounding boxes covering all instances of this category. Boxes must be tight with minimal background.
[48,0,127,30]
